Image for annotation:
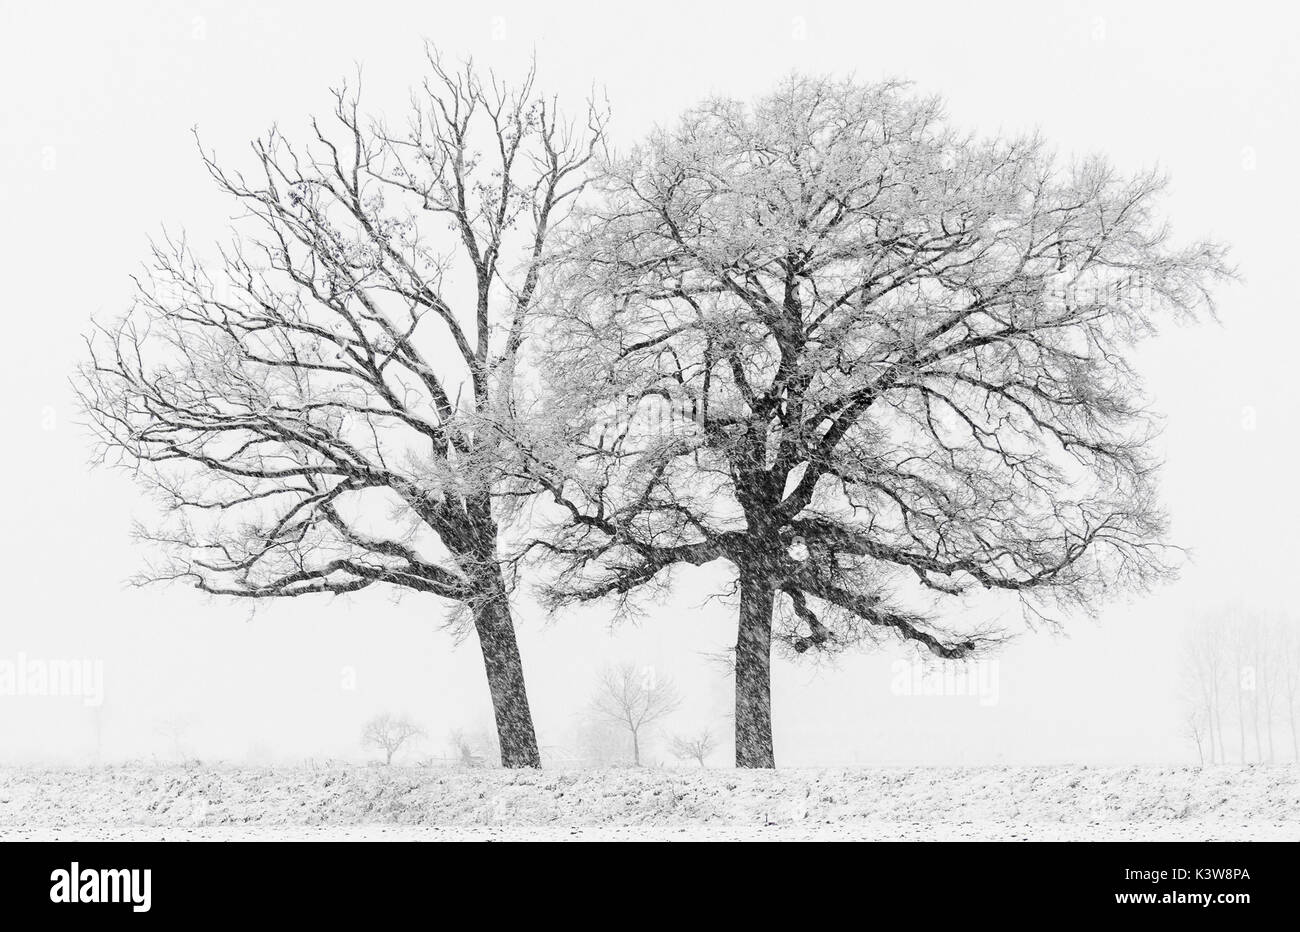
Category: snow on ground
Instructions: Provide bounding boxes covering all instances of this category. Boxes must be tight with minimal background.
[7,821,1299,841]
[1,765,1296,841]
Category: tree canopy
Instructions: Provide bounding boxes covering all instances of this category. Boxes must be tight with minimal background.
[78,49,605,767]
[516,75,1232,765]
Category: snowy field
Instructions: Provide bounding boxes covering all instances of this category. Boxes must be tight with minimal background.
[2,765,1296,841]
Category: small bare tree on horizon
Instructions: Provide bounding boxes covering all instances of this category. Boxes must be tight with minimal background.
[363,713,424,766]
[589,664,680,766]
[670,729,717,767]
[153,716,192,762]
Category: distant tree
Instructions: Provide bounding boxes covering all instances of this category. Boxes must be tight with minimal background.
[447,727,498,767]
[670,729,717,767]
[1180,607,1300,764]
[1181,703,1208,767]
[362,713,424,765]
[1280,622,1300,762]
[525,74,1232,766]
[153,717,191,762]
[1252,615,1278,763]
[589,664,680,766]
[1226,612,1254,763]
[76,47,605,768]
[1182,616,1227,764]
[448,729,477,765]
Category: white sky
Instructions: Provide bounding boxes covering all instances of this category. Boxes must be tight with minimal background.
[1,0,1295,766]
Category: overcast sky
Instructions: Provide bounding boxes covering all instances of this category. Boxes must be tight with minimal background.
[1,0,1295,766]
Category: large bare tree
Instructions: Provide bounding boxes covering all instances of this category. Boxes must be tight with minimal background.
[77,49,604,767]
[519,75,1232,767]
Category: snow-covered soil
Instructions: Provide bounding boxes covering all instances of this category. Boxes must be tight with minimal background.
[8,821,1298,841]
[2,765,1296,841]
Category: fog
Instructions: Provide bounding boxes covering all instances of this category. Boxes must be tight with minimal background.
[1,0,1294,767]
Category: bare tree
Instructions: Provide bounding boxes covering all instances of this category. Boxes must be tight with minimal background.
[1280,621,1300,762]
[77,48,605,767]
[153,716,191,762]
[522,75,1232,766]
[1183,615,1228,764]
[363,713,424,765]
[1252,615,1276,763]
[447,728,478,766]
[1182,704,1208,767]
[1180,607,1299,764]
[670,729,717,767]
[1227,612,1252,763]
[447,727,499,767]
[589,664,680,766]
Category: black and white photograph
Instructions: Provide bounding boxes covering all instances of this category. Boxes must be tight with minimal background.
[0,0,1294,917]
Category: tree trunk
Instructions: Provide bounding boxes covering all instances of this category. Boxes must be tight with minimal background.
[1213,683,1225,763]
[631,730,641,767]
[734,567,776,768]
[1251,667,1262,763]
[1266,695,1276,763]
[472,595,542,768]
[1236,683,1246,763]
